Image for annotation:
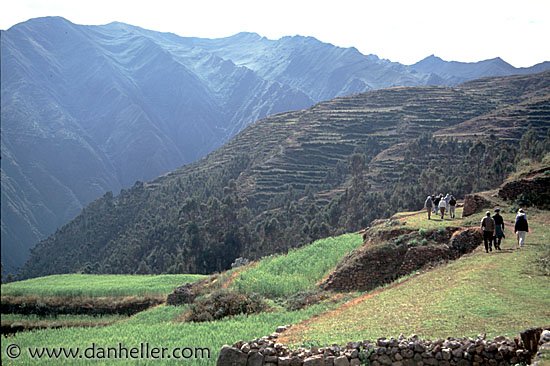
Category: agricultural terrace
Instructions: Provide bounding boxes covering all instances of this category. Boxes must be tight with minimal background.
[1,274,206,297]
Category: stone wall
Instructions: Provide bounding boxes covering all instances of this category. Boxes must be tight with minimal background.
[217,326,550,366]
[498,176,550,206]
[320,228,482,292]
[462,195,490,217]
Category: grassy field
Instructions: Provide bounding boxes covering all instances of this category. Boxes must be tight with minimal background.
[233,233,363,298]
[1,274,206,297]
[278,206,550,346]
[1,300,342,365]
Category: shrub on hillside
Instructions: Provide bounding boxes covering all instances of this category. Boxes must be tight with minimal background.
[283,289,331,311]
[184,289,268,322]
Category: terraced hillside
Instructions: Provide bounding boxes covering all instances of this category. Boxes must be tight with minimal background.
[168,72,550,207]
[436,93,550,141]
[17,72,550,279]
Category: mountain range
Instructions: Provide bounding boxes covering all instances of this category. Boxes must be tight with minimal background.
[2,16,550,274]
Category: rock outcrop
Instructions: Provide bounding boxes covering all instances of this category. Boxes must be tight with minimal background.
[462,194,490,217]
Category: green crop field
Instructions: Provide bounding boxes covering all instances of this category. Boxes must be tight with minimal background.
[1,301,341,365]
[1,274,206,298]
[233,233,363,298]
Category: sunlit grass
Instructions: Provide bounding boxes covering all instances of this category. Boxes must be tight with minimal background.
[279,209,550,346]
[233,233,363,298]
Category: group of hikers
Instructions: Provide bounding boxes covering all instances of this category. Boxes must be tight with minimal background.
[481,208,529,252]
[424,193,457,220]
[424,194,530,252]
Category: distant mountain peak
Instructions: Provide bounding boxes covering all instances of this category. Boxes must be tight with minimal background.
[229,32,262,40]
[485,56,512,67]
[9,15,72,30]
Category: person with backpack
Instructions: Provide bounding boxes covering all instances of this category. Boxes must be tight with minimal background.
[481,211,496,253]
[492,208,505,250]
[514,208,529,249]
[424,195,433,219]
[433,194,441,215]
[448,195,457,219]
[438,194,447,219]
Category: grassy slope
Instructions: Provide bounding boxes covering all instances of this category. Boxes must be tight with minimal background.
[1,274,206,297]
[279,201,550,346]
[233,233,363,298]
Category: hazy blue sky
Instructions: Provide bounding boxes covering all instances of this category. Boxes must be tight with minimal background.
[1,0,549,67]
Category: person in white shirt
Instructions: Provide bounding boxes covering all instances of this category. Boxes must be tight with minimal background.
[438,194,447,219]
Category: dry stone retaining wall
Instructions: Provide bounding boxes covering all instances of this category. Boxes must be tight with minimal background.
[217,326,550,366]
[498,176,550,206]
[321,228,482,292]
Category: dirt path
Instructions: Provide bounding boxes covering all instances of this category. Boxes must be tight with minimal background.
[278,275,420,345]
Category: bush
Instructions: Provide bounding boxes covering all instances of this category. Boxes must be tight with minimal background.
[394,235,405,245]
[408,238,419,246]
[185,289,268,322]
[283,289,331,311]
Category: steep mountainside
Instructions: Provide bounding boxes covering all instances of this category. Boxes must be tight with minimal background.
[3,17,550,273]
[1,17,312,272]
[16,72,550,279]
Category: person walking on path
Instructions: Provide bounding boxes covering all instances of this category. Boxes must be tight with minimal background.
[492,208,505,250]
[433,194,441,214]
[514,208,529,249]
[424,195,433,219]
[444,193,451,206]
[481,211,496,253]
[438,194,447,219]
[448,195,457,219]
